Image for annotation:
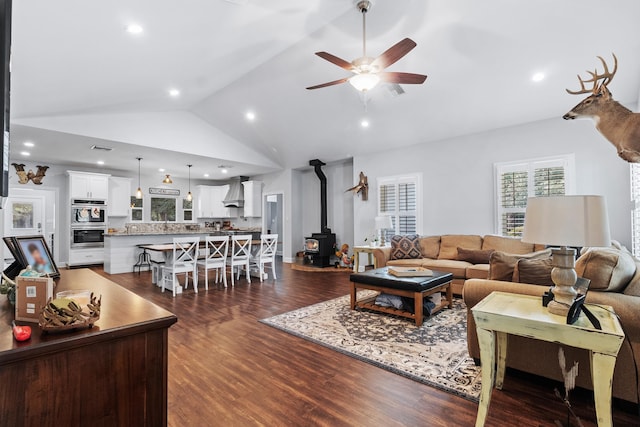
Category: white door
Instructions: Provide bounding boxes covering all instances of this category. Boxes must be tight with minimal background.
[4,195,46,263]
[263,193,283,256]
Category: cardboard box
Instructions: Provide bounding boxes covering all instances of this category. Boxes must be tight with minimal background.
[15,276,54,323]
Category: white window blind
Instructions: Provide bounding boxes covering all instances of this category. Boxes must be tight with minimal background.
[378,174,421,240]
[495,155,575,237]
[630,163,640,257]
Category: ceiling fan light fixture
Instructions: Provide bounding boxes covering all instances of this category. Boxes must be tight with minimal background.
[349,73,380,92]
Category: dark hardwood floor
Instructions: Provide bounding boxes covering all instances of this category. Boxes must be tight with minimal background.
[94,263,639,426]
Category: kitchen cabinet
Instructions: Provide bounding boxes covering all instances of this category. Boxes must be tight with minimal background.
[68,171,110,200]
[69,247,104,266]
[242,180,263,217]
[196,184,234,218]
[108,177,132,217]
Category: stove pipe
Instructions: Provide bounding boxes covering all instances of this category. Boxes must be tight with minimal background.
[309,159,330,233]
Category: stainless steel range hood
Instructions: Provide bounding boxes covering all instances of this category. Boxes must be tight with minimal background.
[223,176,248,208]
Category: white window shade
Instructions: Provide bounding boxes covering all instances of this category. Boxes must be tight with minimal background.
[630,164,640,257]
[378,174,421,240]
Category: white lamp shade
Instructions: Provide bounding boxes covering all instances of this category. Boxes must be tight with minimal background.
[349,73,380,92]
[521,195,611,247]
[375,215,393,230]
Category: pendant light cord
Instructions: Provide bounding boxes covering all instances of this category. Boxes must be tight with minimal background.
[362,7,367,58]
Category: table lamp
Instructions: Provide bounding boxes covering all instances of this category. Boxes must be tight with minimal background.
[521,195,610,316]
[375,215,394,246]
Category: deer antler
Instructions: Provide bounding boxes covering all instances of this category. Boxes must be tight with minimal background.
[566,53,617,95]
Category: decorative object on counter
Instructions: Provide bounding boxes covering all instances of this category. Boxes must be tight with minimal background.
[521,195,610,316]
[135,157,143,199]
[149,187,179,196]
[11,320,31,341]
[186,164,193,202]
[11,163,49,185]
[162,174,173,184]
[375,215,393,245]
[15,271,54,322]
[563,53,640,163]
[0,273,16,305]
[39,292,101,332]
[13,235,60,278]
[346,171,368,201]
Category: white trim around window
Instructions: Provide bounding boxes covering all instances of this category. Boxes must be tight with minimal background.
[377,173,423,238]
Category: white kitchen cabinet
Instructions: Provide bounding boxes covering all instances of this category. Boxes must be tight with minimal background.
[68,171,110,200]
[108,177,132,217]
[242,181,263,217]
[69,248,104,266]
[196,184,234,218]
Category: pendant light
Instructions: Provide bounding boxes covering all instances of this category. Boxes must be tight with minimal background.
[135,157,143,199]
[186,164,193,202]
[162,174,173,184]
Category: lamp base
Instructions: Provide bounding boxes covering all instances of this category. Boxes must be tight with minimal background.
[548,247,578,317]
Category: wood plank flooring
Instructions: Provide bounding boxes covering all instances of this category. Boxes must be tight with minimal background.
[94,263,639,426]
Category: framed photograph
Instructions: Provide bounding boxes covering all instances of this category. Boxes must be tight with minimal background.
[14,235,60,278]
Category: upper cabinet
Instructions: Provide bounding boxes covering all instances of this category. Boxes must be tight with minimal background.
[196,184,234,218]
[108,177,132,217]
[68,171,110,200]
[242,181,263,217]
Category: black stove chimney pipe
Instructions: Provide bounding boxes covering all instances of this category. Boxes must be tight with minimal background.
[309,159,330,233]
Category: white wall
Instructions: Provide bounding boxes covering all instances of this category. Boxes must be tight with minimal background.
[354,116,632,249]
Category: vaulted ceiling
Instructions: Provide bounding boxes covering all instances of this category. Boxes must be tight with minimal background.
[10,0,640,178]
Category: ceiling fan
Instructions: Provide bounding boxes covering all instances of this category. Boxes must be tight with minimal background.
[306,0,427,93]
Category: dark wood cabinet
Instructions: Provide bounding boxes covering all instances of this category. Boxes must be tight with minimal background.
[0,269,177,426]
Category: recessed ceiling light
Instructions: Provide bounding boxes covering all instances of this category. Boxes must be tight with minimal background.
[125,24,144,35]
[361,119,370,128]
[245,111,256,121]
[23,141,34,148]
[218,165,232,174]
[97,160,105,165]
[168,88,180,97]
[203,173,210,178]
[158,168,165,172]
[532,72,545,82]
[221,168,228,174]
[20,151,30,156]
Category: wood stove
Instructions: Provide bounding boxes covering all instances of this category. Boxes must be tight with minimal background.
[304,159,336,267]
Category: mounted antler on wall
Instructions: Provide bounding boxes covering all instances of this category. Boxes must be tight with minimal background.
[563,53,640,163]
[346,171,368,201]
[12,163,49,185]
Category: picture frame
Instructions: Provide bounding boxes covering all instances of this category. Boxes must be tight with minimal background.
[13,235,60,279]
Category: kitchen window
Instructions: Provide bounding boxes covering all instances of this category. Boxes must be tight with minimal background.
[495,155,575,237]
[377,173,422,241]
[150,197,176,222]
[130,197,143,221]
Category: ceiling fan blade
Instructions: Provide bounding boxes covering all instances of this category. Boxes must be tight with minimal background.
[306,77,350,90]
[378,72,427,85]
[370,38,417,70]
[315,52,355,71]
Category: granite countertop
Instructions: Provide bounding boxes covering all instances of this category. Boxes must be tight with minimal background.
[105,229,259,237]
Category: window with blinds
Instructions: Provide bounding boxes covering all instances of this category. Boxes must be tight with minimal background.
[495,155,575,237]
[378,174,421,240]
[630,164,640,257]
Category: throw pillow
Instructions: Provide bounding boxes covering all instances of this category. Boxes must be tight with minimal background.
[457,247,494,264]
[488,249,552,281]
[419,236,440,259]
[575,248,637,292]
[512,258,553,286]
[390,234,423,260]
[438,235,483,260]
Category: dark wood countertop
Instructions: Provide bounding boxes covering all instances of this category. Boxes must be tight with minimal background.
[0,268,177,365]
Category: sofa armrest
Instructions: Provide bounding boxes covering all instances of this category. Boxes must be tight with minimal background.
[462,278,547,309]
[372,247,392,267]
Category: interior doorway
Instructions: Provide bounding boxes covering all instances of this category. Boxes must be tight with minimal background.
[263,193,283,256]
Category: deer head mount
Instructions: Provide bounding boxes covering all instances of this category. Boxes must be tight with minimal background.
[12,163,49,185]
[563,53,640,163]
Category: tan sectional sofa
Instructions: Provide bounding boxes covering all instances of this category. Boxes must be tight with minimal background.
[372,234,545,295]
[463,248,640,404]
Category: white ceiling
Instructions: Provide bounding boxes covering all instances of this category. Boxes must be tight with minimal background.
[9,0,640,178]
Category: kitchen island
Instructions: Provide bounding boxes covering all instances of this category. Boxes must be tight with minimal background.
[0,269,177,426]
[104,229,262,274]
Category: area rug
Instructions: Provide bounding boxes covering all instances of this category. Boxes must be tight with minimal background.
[260,292,482,402]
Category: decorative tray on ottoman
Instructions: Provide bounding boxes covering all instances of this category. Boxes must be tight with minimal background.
[387,266,433,277]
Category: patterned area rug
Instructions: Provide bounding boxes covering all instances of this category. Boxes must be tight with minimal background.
[260,292,482,402]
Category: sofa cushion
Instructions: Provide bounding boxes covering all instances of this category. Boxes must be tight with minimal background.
[390,234,423,260]
[387,259,424,268]
[457,247,494,264]
[482,235,536,255]
[513,258,554,286]
[466,264,490,280]
[575,248,636,292]
[438,235,483,260]
[419,236,440,259]
[420,259,471,278]
[488,249,552,281]
[623,260,640,296]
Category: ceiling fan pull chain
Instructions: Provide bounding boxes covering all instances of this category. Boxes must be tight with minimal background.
[362,7,367,58]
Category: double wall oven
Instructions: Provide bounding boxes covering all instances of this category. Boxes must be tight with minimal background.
[71,199,106,248]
